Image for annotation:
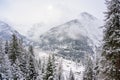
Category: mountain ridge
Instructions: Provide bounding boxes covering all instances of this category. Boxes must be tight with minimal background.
[37,12,103,60]
[0,21,34,46]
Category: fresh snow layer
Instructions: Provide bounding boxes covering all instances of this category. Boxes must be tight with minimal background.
[35,48,85,80]
[61,59,84,80]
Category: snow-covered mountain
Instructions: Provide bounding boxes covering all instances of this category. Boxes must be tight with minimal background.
[77,12,103,46]
[0,12,103,80]
[38,12,103,60]
[0,12,103,59]
[0,21,34,45]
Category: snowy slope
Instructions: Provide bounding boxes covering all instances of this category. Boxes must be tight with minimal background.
[61,59,84,80]
[77,12,103,47]
[0,21,34,45]
[35,49,84,80]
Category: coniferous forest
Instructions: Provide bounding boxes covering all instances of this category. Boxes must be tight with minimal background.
[0,0,120,80]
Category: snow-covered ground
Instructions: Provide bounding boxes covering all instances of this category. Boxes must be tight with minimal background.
[61,58,84,80]
[34,48,85,80]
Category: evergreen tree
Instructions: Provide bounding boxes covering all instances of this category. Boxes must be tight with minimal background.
[0,39,6,79]
[51,54,56,79]
[38,59,41,70]
[0,39,4,70]
[69,69,75,80]
[5,41,9,54]
[29,45,34,56]
[9,34,23,79]
[4,41,12,79]
[42,58,46,74]
[93,46,102,80]
[99,0,120,80]
[56,59,64,80]
[0,35,40,80]
[0,39,12,79]
[9,34,20,64]
[36,58,43,80]
[43,55,55,80]
[18,39,29,79]
[83,55,93,80]
[27,45,37,80]
[28,56,37,80]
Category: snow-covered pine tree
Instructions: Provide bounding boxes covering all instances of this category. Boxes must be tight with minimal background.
[41,57,46,80]
[5,41,9,54]
[3,40,13,79]
[99,0,120,80]
[9,34,20,64]
[83,55,93,80]
[36,58,43,80]
[69,69,75,80]
[0,39,4,79]
[51,54,57,80]
[29,45,35,56]
[27,45,38,80]
[43,55,55,80]
[8,34,23,79]
[17,39,29,79]
[0,39,8,79]
[93,45,103,80]
[42,58,46,74]
[56,59,64,80]
[38,59,42,70]
[28,56,37,80]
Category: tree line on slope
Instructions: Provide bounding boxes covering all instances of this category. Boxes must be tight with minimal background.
[0,34,75,80]
[1,0,120,79]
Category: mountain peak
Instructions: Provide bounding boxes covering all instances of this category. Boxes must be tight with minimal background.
[78,12,97,20]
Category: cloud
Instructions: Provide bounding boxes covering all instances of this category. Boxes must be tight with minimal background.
[0,0,106,35]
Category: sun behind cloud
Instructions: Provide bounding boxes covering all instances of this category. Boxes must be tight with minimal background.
[48,5,54,11]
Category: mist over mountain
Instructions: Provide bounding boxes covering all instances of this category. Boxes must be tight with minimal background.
[36,12,103,60]
[0,0,113,79]
[0,12,103,80]
[0,12,103,58]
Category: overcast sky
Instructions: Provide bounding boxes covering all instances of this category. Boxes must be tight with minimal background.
[0,0,106,35]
